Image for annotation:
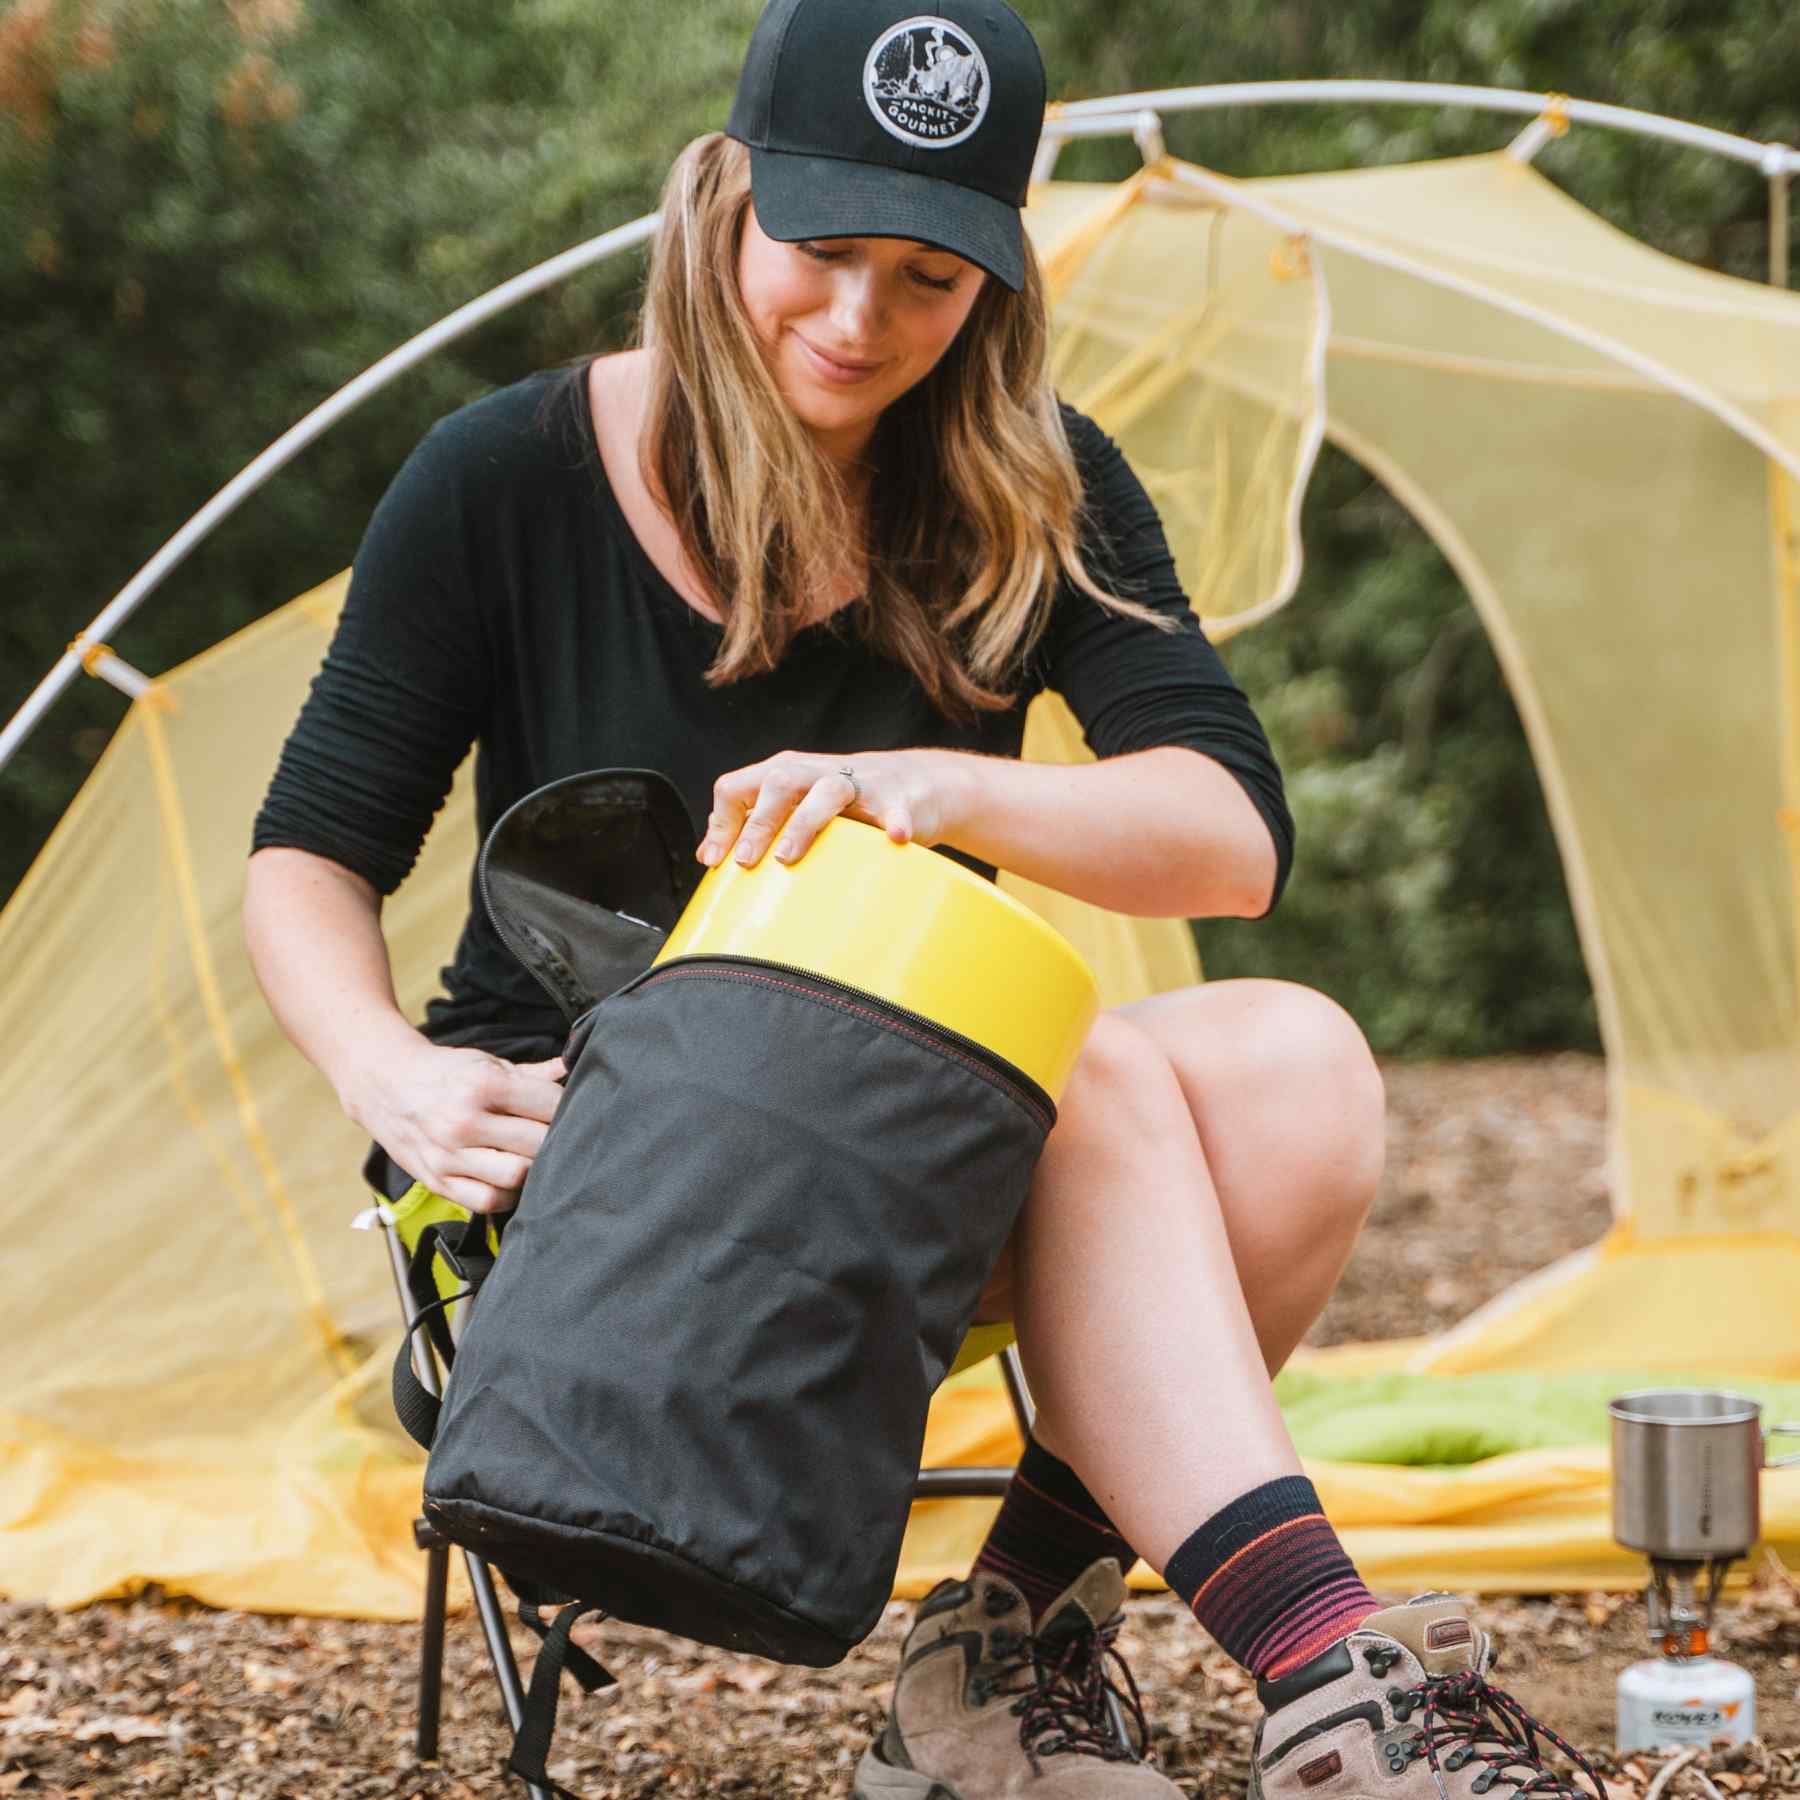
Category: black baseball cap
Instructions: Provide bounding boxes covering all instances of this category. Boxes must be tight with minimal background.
[725,0,1047,293]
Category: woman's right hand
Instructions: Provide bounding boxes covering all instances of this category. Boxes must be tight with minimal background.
[345,1036,568,1215]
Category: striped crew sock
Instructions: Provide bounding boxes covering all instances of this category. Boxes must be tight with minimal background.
[973,1435,1139,1623]
[1163,1475,1381,1680]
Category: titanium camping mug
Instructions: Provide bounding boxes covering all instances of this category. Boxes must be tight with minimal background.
[1609,1389,1800,1560]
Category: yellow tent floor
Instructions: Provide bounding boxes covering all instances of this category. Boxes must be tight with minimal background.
[904,1350,1800,1602]
[8,1332,1800,1620]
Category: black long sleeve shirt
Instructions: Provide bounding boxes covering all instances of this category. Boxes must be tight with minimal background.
[252,360,1293,1062]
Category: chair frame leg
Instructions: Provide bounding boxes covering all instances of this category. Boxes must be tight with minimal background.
[382,1206,1046,1794]
[911,1341,1036,1499]
[381,1214,557,1799]
[999,1342,1035,1439]
[418,1539,450,1761]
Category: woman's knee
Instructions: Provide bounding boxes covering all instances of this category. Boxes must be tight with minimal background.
[1134,978,1386,1226]
[1059,1010,1185,1133]
[1265,981,1383,1109]
[1249,982,1386,1222]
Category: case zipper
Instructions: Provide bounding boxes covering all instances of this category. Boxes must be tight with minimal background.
[620,953,1057,1133]
[479,860,584,1023]
[478,857,664,1026]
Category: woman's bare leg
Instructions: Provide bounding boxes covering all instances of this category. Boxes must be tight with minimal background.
[1095,976,1381,1374]
[893,982,1600,1799]
[992,979,1386,1574]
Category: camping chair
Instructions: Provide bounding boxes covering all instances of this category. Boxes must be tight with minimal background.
[361,772,1093,1793]
[360,1169,1039,1799]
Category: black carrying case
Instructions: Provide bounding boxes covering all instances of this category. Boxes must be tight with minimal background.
[408,769,1054,1671]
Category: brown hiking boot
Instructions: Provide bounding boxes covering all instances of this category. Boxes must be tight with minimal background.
[853,1559,1181,1798]
[1249,1594,1605,1800]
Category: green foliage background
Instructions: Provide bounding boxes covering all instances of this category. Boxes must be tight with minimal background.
[4,0,1796,1054]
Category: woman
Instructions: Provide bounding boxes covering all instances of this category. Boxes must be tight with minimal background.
[244,3,1600,1796]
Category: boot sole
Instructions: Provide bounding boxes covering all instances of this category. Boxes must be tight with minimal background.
[850,1741,961,1800]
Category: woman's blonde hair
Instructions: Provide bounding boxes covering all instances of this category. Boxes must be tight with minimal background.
[610,132,1173,717]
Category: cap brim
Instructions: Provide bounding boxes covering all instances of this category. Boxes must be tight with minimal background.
[747,146,1025,293]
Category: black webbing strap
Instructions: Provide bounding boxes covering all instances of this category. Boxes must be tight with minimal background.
[507,1599,615,1793]
[383,1212,617,1794]
[391,1291,457,1450]
[389,1214,499,1451]
[517,1592,617,1697]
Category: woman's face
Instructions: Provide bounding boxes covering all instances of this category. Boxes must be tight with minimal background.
[736,201,989,463]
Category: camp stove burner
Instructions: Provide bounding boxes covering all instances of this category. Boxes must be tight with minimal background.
[1606,1390,1800,1750]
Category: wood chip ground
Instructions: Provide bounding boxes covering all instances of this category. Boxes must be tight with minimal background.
[6,1054,1798,1796]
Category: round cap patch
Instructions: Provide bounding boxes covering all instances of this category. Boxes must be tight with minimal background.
[862,16,991,149]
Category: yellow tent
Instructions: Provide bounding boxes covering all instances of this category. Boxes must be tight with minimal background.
[5,89,1800,1616]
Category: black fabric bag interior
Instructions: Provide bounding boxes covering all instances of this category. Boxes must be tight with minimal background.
[474,765,701,1019]
[416,769,1055,1664]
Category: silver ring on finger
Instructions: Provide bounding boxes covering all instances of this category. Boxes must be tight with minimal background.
[836,764,859,805]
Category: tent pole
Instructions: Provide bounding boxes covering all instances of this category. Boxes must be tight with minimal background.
[1163,159,1800,483]
[1773,167,1792,288]
[0,211,660,777]
[8,87,1800,772]
[1034,107,1165,184]
[1503,92,1569,166]
[1052,81,1800,181]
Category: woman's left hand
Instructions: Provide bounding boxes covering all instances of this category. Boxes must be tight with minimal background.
[697,748,967,869]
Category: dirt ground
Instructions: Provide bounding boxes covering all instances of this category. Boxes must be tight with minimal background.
[6,1052,1800,1799]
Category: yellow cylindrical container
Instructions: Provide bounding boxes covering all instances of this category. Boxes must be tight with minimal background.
[656,816,1098,1104]
[656,819,1097,1379]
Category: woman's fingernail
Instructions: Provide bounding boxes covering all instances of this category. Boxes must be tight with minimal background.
[775,838,796,861]
[736,843,756,865]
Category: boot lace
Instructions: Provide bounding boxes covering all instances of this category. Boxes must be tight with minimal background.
[982,1615,1153,1770]
[1375,1656,1605,1800]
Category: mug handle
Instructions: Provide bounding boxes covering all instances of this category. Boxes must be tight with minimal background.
[1767,1423,1800,1469]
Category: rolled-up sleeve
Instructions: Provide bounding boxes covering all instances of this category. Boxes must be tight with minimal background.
[251,419,493,895]
[1036,405,1296,916]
